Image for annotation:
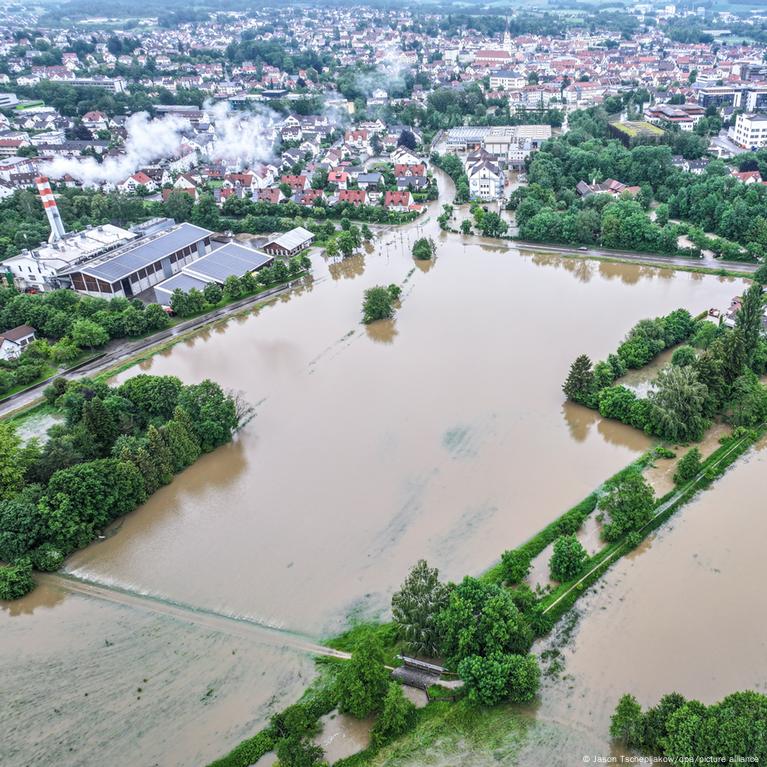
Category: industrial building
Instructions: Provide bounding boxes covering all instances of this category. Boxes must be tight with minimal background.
[0,176,217,298]
[64,222,214,298]
[263,226,314,257]
[153,242,273,304]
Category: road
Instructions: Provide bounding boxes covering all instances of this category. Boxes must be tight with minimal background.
[512,240,760,274]
[0,278,308,419]
[41,571,352,660]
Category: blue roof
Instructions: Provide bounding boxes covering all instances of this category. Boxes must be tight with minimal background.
[184,242,272,282]
[73,223,211,283]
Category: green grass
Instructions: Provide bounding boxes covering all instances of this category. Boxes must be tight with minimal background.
[337,700,533,767]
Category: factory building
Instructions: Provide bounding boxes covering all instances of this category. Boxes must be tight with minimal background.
[153,242,273,304]
[64,222,214,298]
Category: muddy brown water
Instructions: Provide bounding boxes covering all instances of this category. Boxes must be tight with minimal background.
[521,435,767,765]
[1,194,750,766]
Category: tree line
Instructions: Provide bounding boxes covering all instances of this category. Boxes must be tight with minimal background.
[511,107,767,260]
[611,690,767,763]
[0,373,243,599]
[563,286,767,443]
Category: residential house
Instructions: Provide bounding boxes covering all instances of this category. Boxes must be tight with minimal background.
[0,325,36,360]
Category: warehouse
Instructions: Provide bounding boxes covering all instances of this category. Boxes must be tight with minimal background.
[64,222,213,298]
[263,226,314,257]
[153,242,272,304]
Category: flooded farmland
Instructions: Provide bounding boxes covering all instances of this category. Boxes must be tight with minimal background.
[1,199,752,766]
[519,435,767,764]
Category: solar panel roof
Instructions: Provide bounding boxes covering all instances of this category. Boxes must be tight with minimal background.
[73,223,211,283]
[184,242,272,282]
[153,272,209,299]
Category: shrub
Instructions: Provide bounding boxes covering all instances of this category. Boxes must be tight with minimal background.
[500,549,531,584]
[0,559,35,600]
[549,535,587,582]
[673,447,702,485]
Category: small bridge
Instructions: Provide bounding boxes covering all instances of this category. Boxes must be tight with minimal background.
[391,655,446,690]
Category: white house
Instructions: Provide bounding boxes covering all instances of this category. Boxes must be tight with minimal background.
[0,324,36,360]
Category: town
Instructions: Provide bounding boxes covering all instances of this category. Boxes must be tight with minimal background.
[1,2,767,767]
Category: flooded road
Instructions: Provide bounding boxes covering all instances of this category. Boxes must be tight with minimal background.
[1,185,751,766]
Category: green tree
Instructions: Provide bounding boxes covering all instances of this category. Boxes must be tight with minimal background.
[118,374,182,424]
[642,692,687,752]
[549,534,587,581]
[477,211,508,238]
[177,381,238,452]
[274,734,325,767]
[735,283,765,366]
[0,489,46,562]
[500,548,531,584]
[160,409,201,472]
[70,318,109,350]
[371,683,416,746]
[411,237,436,260]
[563,354,594,404]
[336,634,390,718]
[600,472,654,541]
[0,422,27,499]
[0,559,35,600]
[671,345,697,367]
[460,219,472,235]
[753,263,767,286]
[648,366,709,442]
[438,577,533,667]
[457,652,540,706]
[223,275,243,300]
[40,458,146,551]
[391,559,450,656]
[674,448,702,485]
[610,693,645,747]
[82,396,119,457]
[203,282,223,305]
[362,286,394,324]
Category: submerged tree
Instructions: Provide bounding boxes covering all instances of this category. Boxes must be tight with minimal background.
[563,354,594,404]
[391,559,450,656]
[362,285,395,324]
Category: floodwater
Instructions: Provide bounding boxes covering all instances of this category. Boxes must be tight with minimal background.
[1,177,751,766]
[523,435,767,764]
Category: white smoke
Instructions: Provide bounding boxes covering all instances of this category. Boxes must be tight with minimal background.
[204,100,278,170]
[41,101,280,186]
[42,111,191,186]
[354,46,413,97]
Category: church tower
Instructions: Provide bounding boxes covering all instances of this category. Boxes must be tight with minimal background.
[503,18,513,55]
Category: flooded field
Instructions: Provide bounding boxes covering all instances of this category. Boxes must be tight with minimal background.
[0,195,751,766]
[2,580,316,767]
[525,435,767,763]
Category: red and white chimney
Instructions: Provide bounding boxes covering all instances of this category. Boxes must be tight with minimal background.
[36,176,67,243]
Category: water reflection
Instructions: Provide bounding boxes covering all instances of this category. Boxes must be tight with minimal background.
[1,581,66,617]
[412,256,436,273]
[328,254,365,281]
[364,318,398,344]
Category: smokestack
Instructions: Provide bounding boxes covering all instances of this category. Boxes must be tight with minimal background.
[36,176,67,243]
